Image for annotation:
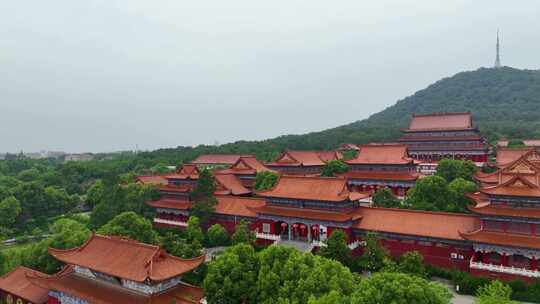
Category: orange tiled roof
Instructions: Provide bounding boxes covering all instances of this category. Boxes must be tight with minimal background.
[250,204,362,222]
[257,176,361,202]
[165,164,200,180]
[158,184,193,193]
[495,148,534,168]
[480,175,540,197]
[146,198,193,210]
[0,266,49,304]
[461,229,540,250]
[49,234,205,283]
[523,139,540,147]
[136,175,168,186]
[404,112,473,131]
[475,155,540,186]
[339,171,421,181]
[214,174,251,195]
[467,203,540,219]
[217,156,274,175]
[267,150,341,167]
[354,207,479,241]
[191,154,253,165]
[346,144,414,165]
[214,195,266,218]
[27,266,204,304]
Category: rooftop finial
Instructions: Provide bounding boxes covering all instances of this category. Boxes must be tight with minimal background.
[494,29,501,68]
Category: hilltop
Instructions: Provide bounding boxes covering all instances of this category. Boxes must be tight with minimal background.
[141,67,540,163]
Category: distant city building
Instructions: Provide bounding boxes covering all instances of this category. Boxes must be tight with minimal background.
[64,153,94,162]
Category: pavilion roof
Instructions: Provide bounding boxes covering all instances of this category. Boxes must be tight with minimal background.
[495,148,536,168]
[217,156,273,175]
[146,198,193,210]
[214,174,251,195]
[257,176,362,202]
[346,144,414,165]
[0,266,49,304]
[479,175,540,197]
[403,112,474,132]
[267,150,341,167]
[460,229,540,250]
[475,154,540,186]
[353,207,479,241]
[27,266,204,304]
[165,164,200,180]
[467,201,540,219]
[214,195,266,218]
[339,170,421,181]
[136,175,168,186]
[48,234,205,283]
[191,154,253,165]
[249,204,362,222]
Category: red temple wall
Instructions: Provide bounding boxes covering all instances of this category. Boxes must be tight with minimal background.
[470,268,537,283]
[48,295,61,304]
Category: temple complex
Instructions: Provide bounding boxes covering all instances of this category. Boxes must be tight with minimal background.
[494,147,540,169]
[0,234,205,304]
[266,150,341,175]
[216,156,274,188]
[398,112,489,164]
[466,152,540,281]
[341,144,421,197]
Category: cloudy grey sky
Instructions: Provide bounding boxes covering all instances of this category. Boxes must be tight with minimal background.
[1,0,539,153]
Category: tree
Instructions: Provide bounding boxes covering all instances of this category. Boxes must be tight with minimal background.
[98,211,160,244]
[86,179,105,209]
[207,224,230,247]
[321,160,349,177]
[190,169,217,225]
[22,218,90,274]
[254,171,280,191]
[436,159,477,182]
[203,244,260,304]
[190,169,215,201]
[372,188,401,208]
[0,196,22,228]
[358,232,388,272]
[405,176,452,211]
[475,280,516,304]
[319,230,352,267]
[447,178,477,212]
[186,216,204,244]
[398,251,427,278]
[350,272,452,304]
[232,220,256,245]
[308,291,350,304]
[17,168,40,182]
[256,245,356,304]
[161,231,203,259]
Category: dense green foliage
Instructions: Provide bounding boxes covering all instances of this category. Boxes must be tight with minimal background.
[204,244,357,304]
[475,280,516,304]
[436,159,477,182]
[190,169,218,225]
[231,220,256,245]
[372,188,401,208]
[350,272,452,304]
[318,229,352,267]
[321,160,349,177]
[206,224,230,247]
[357,232,389,272]
[97,211,160,244]
[254,171,280,191]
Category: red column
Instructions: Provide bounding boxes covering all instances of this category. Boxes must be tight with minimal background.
[482,252,490,264]
[502,253,509,267]
[531,257,538,271]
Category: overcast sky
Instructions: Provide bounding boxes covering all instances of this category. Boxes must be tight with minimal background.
[1,0,539,153]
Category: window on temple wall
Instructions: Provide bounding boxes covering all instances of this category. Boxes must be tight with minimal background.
[484,220,505,232]
[507,222,531,235]
[509,254,530,269]
[262,223,270,234]
[487,252,502,264]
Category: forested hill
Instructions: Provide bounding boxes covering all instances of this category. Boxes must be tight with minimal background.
[142,67,540,163]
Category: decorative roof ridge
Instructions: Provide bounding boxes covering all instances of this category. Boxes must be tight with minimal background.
[361,206,479,218]
[412,111,471,117]
[501,150,540,171]
[214,194,266,201]
[483,174,539,190]
[249,204,357,215]
[0,265,48,281]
